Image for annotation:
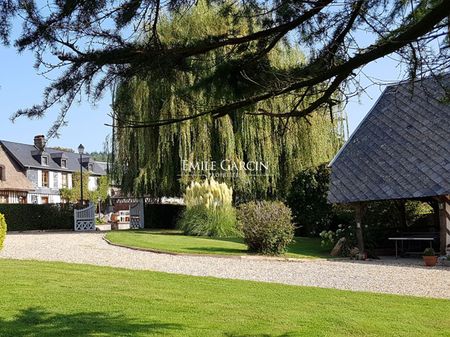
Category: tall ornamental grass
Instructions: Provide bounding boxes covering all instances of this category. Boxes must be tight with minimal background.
[178,178,238,237]
[0,213,7,250]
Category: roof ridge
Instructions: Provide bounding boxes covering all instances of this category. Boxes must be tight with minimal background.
[0,139,79,155]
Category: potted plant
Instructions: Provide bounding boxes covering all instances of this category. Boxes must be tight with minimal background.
[423,248,437,267]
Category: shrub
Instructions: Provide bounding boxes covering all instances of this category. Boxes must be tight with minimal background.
[0,213,6,250]
[178,178,238,237]
[286,164,332,236]
[238,201,294,255]
[319,230,336,249]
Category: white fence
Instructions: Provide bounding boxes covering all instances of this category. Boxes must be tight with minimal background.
[74,203,96,231]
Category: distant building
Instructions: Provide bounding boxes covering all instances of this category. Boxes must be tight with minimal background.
[0,135,106,204]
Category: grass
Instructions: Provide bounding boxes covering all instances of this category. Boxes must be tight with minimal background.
[0,259,449,337]
[105,229,331,259]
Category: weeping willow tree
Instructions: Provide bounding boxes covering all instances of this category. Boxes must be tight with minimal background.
[113,1,346,200]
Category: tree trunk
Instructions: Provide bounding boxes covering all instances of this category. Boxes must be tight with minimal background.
[438,196,450,255]
[354,202,366,255]
[397,200,407,231]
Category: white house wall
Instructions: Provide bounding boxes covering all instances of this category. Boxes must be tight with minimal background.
[49,171,54,188]
[50,194,61,203]
[88,176,98,191]
[25,168,77,204]
[37,170,42,188]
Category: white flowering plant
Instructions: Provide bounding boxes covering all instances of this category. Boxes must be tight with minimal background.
[184,178,233,210]
[319,224,356,255]
[178,178,238,237]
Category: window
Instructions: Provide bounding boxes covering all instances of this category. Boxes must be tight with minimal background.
[0,194,7,204]
[62,173,68,188]
[41,196,49,204]
[42,156,48,166]
[61,159,67,168]
[42,170,49,187]
[0,165,5,181]
[88,163,94,172]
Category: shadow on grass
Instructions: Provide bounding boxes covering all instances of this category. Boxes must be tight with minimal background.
[286,238,330,258]
[225,332,298,337]
[129,229,183,235]
[0,307,183,337]
[184,246,247,254]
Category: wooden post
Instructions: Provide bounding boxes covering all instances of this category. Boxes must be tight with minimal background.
[438,196,450,255]
[398,200,407,231]
[354,202,366,256]
[430,200,441,231]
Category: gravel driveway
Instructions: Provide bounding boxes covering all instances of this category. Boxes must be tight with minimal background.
[1,232,449,299]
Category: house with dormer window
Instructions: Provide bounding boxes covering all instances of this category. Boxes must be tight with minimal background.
[0,135,106,204]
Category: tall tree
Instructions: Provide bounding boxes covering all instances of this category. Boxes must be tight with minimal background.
[0,0,448,136]
[113,1,345,199]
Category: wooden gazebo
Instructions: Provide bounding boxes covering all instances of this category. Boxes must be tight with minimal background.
[328,75,450,255]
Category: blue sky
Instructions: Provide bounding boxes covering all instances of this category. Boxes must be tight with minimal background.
[0,44,112,153]
[0,23,405,152]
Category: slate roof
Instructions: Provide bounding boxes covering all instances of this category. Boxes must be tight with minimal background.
[0,140,106,176]
[328,75,450,203]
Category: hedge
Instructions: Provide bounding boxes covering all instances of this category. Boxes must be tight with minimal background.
[0,204,74,231]
[144,204,185,229]
[0,203,184,231]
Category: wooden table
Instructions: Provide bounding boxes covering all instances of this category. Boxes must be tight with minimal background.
[388,237,434,258]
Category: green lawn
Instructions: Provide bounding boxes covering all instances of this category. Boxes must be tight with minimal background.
[0,259,448,337]
[105,230,331,259]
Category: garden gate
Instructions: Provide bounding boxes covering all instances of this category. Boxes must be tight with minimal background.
[129,198,145,229]
[74,203,96,231]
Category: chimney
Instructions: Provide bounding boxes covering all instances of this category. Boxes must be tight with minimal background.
[34,135,46,151]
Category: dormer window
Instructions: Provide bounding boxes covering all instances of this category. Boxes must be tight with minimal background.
[88,163,94,172]
[61,159,67,168]
[42,156,49,166]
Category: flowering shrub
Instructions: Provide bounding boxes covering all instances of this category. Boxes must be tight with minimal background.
[238,201,294,255]
[319,224,356,256]
[319,230,336,249]
[178,178,238,237]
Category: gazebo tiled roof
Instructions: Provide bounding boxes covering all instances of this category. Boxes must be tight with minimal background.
[328,75,450,204]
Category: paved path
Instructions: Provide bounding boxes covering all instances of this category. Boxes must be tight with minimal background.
[1,232,449,299]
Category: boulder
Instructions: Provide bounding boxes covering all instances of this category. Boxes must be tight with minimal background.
[330,237,346,257]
